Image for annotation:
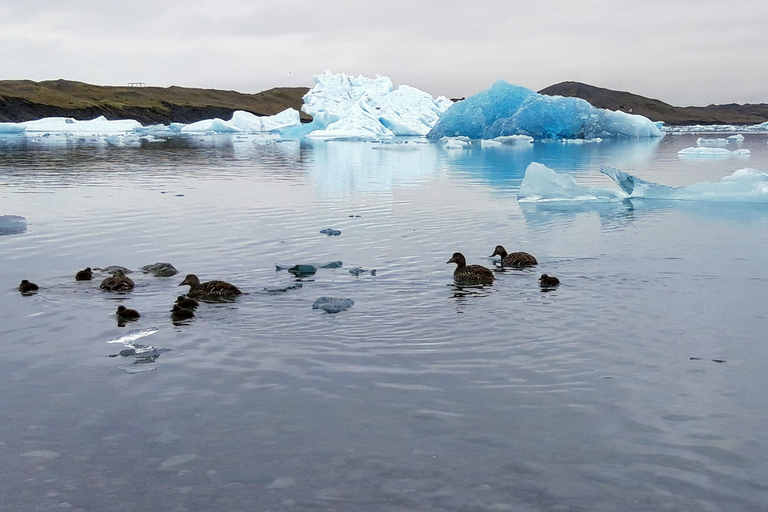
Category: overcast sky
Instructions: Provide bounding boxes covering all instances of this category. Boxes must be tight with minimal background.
[1,0,766,106]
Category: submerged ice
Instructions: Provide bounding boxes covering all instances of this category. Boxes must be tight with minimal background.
[427,80,662,141]
[518,163,768,203]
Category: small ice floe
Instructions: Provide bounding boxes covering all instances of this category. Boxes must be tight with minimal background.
[313,297,354,313]
[0,215,27,236]
[437,136,473,149]
[95,265,133,274]
[140,262,179,277]
[678,147,750,158]
[263,282,303,293]
[276,261,343,277]
[349,267,376,276]
[319,228,341,236]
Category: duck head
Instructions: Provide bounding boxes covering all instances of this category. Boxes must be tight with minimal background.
[447,252,466,267]
[179,274,201,287]
[490,245,508,258]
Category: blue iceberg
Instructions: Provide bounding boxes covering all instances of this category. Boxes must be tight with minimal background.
[0,215,27,235]
[517,162,768,203]
[427,81,662,141]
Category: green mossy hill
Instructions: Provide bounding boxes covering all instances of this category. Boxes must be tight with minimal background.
[539,82,768,126]
[0,79,311,125]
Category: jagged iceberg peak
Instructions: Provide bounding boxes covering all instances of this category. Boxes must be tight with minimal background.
[427,80,662,141]
[294,70,452,140]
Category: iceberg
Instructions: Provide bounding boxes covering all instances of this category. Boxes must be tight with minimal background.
[678,147,750,158]
[180,109,301,133]
[0,122,26,133]
[23,116,142,133]
[427,80,662,141]
[290,71,452,140]
[517,162,768,203]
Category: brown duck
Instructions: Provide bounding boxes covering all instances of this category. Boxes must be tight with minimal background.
[490,245,537,267]
[100,269,135,292]
[115,305,141,321]
[75,267,93,281]
[447,252,494,285]
[179,274,241,299]
[18,279,39,294]
[175,295,200,309]
[538,274,560,287]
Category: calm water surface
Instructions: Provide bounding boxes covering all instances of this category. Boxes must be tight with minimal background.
[1,132,768,511]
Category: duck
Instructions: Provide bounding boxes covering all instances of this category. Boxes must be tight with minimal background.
[100,269,135,292]
[171,304,195,321]
[18,279,39,294]
[175,295,199,309]
[115,305,140,321]
[538,274,560,287]
[178,274,241,299]
[447,252,494,285]
[75,267,93,281]
[490,245,537,267]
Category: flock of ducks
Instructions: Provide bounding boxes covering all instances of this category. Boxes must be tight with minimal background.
[17,267,242,325]
[448,245,560,288]
[17,244,558,323]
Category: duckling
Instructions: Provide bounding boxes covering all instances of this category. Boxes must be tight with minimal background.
[18,279,39,294]
[115,305,140,321]
[538,274,560,287]
[75,267,93,281]
[100,269,135,292]
[179,274,241,299]
[490,245,537,267]
[447,252,494,285]
[175,295,199,309]
[171,304,195,321]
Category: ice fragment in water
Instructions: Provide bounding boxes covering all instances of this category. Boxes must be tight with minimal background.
[319,228,341,236]
[140,262,178,277]
[313,297,355,313]
[0,215,27,236]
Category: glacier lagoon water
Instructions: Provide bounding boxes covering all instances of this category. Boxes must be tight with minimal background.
[1,132,768,511]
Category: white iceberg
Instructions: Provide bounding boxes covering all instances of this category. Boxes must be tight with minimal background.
[0,122,26,133]
[427,80,662,141]
[678,147,750,158]
[22,116,142,134]
[180,109,301,133]
[291,71,452,140]
[517,162,768,203]
[517,163,624,202]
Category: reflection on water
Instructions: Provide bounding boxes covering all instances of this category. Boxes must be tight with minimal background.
[2,132,768,511]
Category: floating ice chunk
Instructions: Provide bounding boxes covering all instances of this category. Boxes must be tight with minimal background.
[107,327,159,345]
[229,109,301,132]
[295,71,451,140]
[0,215,27,235]
[427,80,662,140]
[517,163,624,202]
[493,135,534,145]
[697,137,729,146]
[0,122,26,133]
[312,296,355,313]
[727,134,745,142]
[181,118,241,133]
[263,282,302,293]
[23,116,142,134]
[678,147,750,158]
[520,163,768,203]
[319,228,341,236]
[140,262,178,277]
[437,136,473,149]
[601,166,768,202]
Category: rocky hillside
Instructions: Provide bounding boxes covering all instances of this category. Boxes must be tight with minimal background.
[0,79,311,125]
[539,82,768,125]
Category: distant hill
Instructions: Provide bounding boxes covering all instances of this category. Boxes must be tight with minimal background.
[539,82,768,125]
[0,79,311,125]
